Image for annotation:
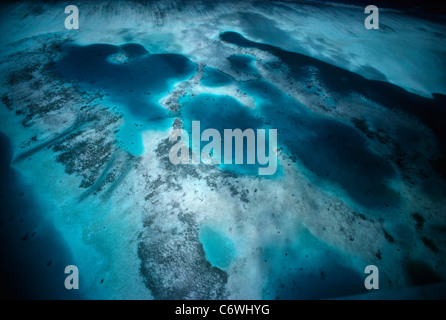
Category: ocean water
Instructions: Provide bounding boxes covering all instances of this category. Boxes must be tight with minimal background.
[53,42,197,155]
[222,31,445,209]
[0,132,81,299]
[201,66,234,87]
[242,78,398,209]
[228,54,258,74]
[199,226,236,270]
[180,93,281,176]
[220,31,446,158]
[1,0,445,301]
[262,227,366,300]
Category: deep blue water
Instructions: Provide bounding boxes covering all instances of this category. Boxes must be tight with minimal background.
[262,228,367,299]
[220,31,446,160]
[52,38,442,208]
[238,79,398,208]
[53,42,197,155]
[228,54,258,74]
[0,132,81,299]
[180,93,280,176]
[201,66,233,87]
[54,43,196,122]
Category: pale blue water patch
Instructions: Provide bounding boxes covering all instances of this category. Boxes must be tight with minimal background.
[53,42,196,155]
[201,66,233,87]
[228,54,258,74]
[199,226,235,270]
[115,115,173,156]
[262,227,367,300]
[180,93,282,177]
[115,121,144,156]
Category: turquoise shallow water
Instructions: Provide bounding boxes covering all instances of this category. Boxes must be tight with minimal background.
[199,226,235,270]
